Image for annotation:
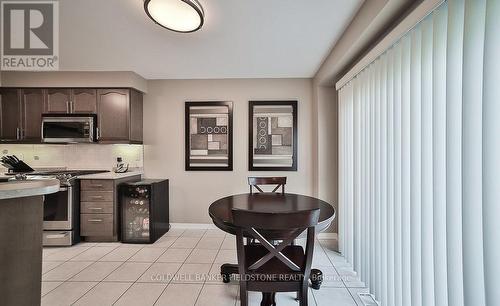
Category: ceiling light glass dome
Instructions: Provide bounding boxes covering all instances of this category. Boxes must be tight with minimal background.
[144,0,204,33]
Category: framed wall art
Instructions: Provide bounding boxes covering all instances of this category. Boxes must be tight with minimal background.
[185,101,233,171]
[248,100,297,171]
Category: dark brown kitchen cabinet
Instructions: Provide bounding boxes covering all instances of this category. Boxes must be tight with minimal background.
[0,88,43,142]
[129,89,143,143]
[0,87,142,143]
[72,89,97,113]
[97,89,142,143]
[80,175,141,242]
[20,89,44,141]
[0,88,21,141]
[44,88,97,114]
[45,88,71,113]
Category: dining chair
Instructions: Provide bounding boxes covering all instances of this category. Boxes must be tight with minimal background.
[232,208,320,306]
[248,176,287,194]
[247,176,288,245]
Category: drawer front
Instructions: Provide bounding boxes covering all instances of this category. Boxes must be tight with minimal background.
[81,191,113,202]
[81,201,113,214]
[81,180,114,191]
[81,213,113,236]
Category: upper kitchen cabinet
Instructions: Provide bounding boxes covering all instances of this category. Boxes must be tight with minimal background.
[97,89,143,143]
[129,89,143,143]
[0,87,142,143]
[0,88,21,141]
[72,89,97,113]
[21,89,44,141]
[0,88,44,142]
[44,88,97,114]
[45,88,71,113]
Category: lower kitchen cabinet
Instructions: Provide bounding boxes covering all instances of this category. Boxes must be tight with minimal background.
[81,213,114,237]
[80,175,140,242]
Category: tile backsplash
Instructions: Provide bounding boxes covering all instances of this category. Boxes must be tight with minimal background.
[0,144,143,171]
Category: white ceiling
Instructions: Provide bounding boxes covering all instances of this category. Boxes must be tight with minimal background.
[59,0,363,79]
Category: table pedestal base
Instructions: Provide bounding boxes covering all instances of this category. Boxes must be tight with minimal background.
[260,292,276,306]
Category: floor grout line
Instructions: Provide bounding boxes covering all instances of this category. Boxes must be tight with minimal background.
[115,231,187,305]
[43,231,345,306]
[43,236,163,305]
[41,245,103,298]
[65,245,141,305]
[113,231,189,305]
[316,238,360,305]
[69,260,135,305]
[150,236,191,305]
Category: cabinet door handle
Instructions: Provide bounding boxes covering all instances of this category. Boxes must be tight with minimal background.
[91,195,104,199]
[88,219,103,222]
[91,184,103,188]
[89,207,103,210]
[16,127,20,140]
[96,127,100,140]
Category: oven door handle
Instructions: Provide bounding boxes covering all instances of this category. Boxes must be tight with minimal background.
[46,232,69,239]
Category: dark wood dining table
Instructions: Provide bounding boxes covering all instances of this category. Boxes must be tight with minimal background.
[208,192,336,305]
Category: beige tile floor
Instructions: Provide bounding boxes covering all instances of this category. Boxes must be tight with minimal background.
[41,228,367,306]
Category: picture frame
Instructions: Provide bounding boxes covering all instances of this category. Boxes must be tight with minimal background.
[185,101,233,171]
[248,100,297,171]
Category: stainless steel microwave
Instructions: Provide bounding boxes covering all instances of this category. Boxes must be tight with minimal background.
[42,114,97,143]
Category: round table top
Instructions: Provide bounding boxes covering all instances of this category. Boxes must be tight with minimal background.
[208,193,336,235]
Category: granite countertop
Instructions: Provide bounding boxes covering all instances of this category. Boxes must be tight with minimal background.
[0,179,60,200]
[76,171,143,180]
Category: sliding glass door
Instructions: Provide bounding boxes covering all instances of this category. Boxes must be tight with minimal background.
[337,1,500,305]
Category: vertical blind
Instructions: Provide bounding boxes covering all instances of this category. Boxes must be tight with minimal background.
[337,0,500,305]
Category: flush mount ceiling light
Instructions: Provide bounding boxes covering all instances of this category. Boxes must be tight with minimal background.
[144,0,204,33]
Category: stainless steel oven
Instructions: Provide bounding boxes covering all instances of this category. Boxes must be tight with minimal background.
[43,180,80,246]
[43,185,73,230]
[42,114,97,143]
[13,169,108,246]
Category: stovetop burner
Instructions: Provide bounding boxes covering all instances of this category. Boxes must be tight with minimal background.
[9,169,109,186]
[33,170,109,176]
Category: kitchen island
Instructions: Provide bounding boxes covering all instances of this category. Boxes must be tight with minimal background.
[0,179,59,306]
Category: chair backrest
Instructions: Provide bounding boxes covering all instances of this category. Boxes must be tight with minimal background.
[248,176,287,194]
[232,208,319,274]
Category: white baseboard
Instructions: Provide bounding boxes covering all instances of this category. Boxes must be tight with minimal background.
[170,223,338,240]
[317,232,338,240]
[170,223,218,230]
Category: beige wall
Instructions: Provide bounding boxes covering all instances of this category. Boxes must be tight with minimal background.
[143,78,317,225]
[314,0,414,86]
[314,85,339,233]
[0,72,340,232]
